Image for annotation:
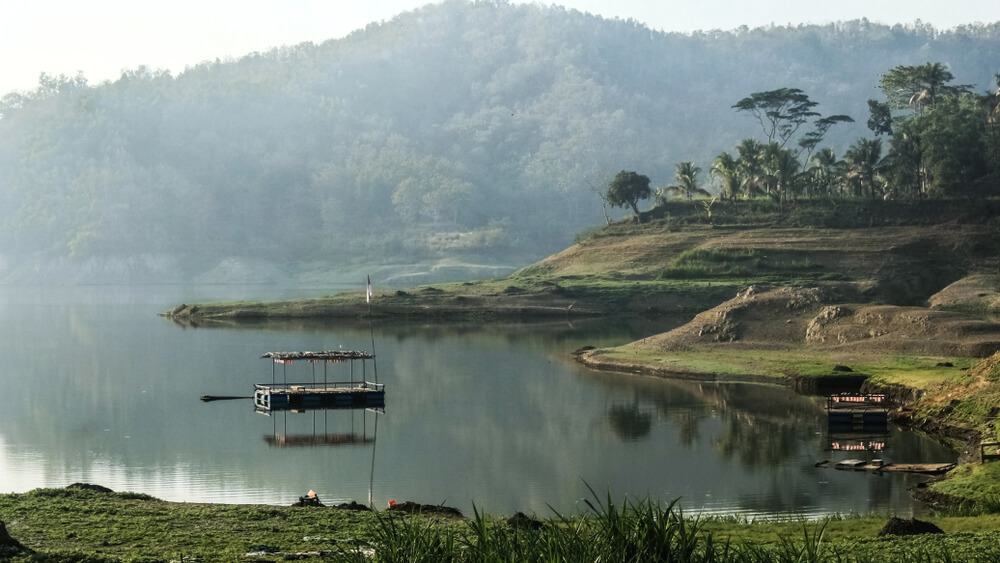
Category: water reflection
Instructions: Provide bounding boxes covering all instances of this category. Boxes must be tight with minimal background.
[0,287,958,518]
[606,401,653,441]
[260,403,381,446]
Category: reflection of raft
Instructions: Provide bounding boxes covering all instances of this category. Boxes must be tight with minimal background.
[814,460,956,475]
[264,432,373,447]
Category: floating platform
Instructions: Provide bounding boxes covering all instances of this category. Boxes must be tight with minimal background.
[827,393,889,430]
[814,459,956,475]
[254,382,385,411]
[254,349,385,413]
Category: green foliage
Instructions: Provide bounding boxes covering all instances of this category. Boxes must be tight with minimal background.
[877,62,971,115]
[843,138,884,199]
[867,99,894,135]
[663,161,711,201]
[909,94,990,197]
[869,62,997,199]
[605,170,652,220]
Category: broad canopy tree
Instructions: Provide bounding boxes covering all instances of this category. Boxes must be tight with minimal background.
[732,88,820,148]
[605,170,651,222]
[733,87,853,166]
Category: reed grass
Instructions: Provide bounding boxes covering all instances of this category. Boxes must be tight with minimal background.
[343,489,948,563]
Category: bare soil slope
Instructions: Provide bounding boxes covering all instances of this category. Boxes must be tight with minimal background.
[929,274,1000,313]
[629,285,1000,358]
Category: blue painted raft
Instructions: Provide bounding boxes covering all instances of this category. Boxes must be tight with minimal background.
[255,350,384,412]
[254,382,385,411]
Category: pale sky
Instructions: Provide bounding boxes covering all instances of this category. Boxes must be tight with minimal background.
[2,0,999,95]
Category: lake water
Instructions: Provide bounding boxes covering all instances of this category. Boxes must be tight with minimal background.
[0,286,955,519]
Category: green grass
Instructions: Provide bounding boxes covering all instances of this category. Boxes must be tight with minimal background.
[0,488,376,561]
[932,462,1000,508]
[657,247,837,284]
[596,346,974,386]
[9,488,1000,562]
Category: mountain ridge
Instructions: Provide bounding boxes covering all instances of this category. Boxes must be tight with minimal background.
[2,1,1000,283]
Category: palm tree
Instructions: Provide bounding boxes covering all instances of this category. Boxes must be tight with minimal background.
[663,161,711,200]
[809,148,843,197]
[843,138,884,199]
[711,152,741,200]
[761,143,801,210]
[910,62,962,111]
[772,146,801,201]
[736,138,766,197]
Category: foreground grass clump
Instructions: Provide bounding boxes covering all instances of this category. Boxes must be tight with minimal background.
[8,488,1000,561]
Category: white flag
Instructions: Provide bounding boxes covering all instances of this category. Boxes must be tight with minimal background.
[366,275,372,303]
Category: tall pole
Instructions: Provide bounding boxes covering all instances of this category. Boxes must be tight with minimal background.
[367,275,378,385]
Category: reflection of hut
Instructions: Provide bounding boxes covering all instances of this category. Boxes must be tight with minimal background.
[254,350,384,412]
[265,406,380,448]
[265,432,372,447]
[826,432,889,452]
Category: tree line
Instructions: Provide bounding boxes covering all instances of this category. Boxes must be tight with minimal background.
[608,62,1000,221]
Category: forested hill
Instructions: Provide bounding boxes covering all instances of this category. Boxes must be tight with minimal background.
[1,1,1000,284]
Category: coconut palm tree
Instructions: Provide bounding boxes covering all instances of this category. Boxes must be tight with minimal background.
[736,138,766,197]
[809,148,843,197]
[761,143,801,210]
[843,138,884,199]
[711,152,741,200]
[663,161,711,200]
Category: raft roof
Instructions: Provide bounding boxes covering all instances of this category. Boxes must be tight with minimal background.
[262,350,375,361]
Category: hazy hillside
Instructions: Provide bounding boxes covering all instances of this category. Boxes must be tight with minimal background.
[1,0,999,284]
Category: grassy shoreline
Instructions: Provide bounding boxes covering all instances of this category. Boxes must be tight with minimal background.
[6,488,1000,562]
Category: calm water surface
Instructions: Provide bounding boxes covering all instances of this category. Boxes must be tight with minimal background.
[0,286,955,518]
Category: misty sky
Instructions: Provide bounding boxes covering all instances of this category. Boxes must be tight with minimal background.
[2,0,999,95]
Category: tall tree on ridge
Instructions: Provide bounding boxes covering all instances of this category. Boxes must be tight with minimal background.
[605,170,652,222]
[732,88,819,148]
